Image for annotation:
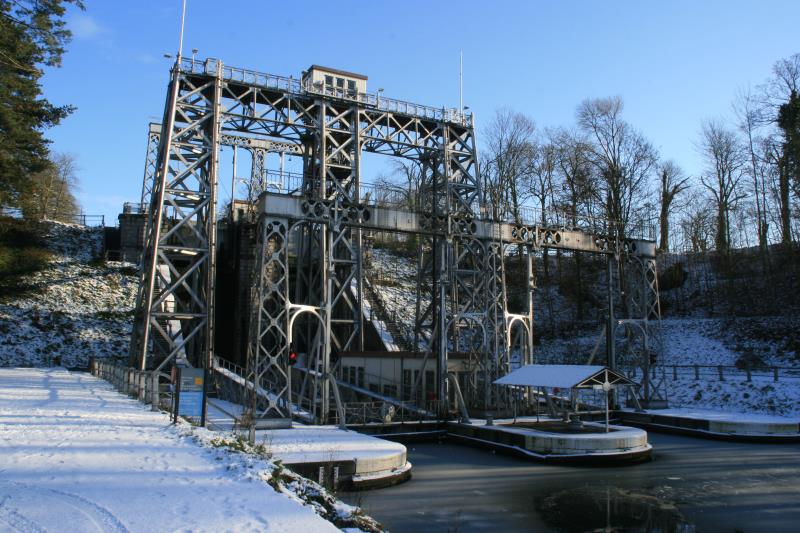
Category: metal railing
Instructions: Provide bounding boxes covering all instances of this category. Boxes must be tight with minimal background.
[122,202,147,214]
[256,179,656,242]
[337,364,442,411]
[0,206,105,227]
[178,57,472,126]
[629,364,800,383]
[91,359,173,412]
[490,202,657,241]
[70,214,105,227]
[335,399,445,425]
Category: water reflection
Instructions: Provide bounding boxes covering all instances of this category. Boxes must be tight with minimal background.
[534,486,695,533]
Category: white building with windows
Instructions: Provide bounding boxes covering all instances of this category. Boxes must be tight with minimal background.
[302,65,368,100]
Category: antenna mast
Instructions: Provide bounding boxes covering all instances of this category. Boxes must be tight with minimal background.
[459,49,463,111]
[177,0,187,60]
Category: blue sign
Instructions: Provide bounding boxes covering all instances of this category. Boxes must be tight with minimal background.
[178,391,203,417]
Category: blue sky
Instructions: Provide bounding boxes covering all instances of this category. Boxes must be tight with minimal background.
[42,0,800,222]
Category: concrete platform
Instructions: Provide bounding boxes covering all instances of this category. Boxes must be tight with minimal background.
[257,425,412,489]
[617,408,800,443]
[206,399,412,489]
[446,417,652,464]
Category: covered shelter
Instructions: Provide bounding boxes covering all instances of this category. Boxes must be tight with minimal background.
[495,364,637,431]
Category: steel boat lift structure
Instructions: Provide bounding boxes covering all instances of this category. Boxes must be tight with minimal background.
[128,56,665,430]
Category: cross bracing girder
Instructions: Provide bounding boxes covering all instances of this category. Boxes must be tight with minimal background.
[140,123,303,208]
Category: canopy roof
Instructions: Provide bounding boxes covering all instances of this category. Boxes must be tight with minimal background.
[494,364,635,389]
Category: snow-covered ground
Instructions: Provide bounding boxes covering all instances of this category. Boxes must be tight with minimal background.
[0,367,385,532]
[534,317,800,417]
[0,222,137,368]
[0,367,340,532]
[367,248,426,347]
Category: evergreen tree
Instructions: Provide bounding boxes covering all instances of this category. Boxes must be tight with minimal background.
[777,90,800,203]
[0,0,83,209]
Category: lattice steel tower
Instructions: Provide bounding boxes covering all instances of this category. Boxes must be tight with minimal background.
[131,57,664,426]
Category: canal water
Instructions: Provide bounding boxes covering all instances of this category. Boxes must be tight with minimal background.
[341,433,800,532]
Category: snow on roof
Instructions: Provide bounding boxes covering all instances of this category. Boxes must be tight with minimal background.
[494,364,634,389]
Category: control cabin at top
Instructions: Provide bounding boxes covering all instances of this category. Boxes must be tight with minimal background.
[302,65,368,100]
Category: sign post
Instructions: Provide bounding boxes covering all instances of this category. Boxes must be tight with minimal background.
[176,367,205,423]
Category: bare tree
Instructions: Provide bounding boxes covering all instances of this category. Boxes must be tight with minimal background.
[482,108,536,224]
[51,152,79,219]
[733,87,771,251]
[697,120,746,252]
[759,53,800,243]
[657,160,690,253]
[762,53,800,107]
[370,160,423,210]
[552,128,596,226]
[529,135,556,226]
[391,159,423,210]
[680,200,715,253]
[551,128,596,319]
[577,96,658,238]
[25,152,79,221]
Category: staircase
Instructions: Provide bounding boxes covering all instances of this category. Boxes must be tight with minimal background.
[363,276,414,351]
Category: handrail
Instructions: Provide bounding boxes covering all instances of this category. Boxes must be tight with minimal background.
[178,57,472,126]
[632,363,799,383]
[0,206,106,227]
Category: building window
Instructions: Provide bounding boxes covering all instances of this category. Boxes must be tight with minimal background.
[425,370,435,400]
[325,75,333,87]
[336,77,345,89]
[357,367,364,388]
[347,79,356,96]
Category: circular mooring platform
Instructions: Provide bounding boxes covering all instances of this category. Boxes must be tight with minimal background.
[447,417,652,464]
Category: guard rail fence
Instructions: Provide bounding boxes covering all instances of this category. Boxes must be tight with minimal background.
[632,364,800,383]
[91,359,173,413]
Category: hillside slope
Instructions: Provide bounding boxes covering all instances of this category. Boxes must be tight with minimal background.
[0,221,137,368]
[367,246,800,417]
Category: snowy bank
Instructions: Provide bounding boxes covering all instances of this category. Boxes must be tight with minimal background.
[0,368,380,532]
[0,221,137,368]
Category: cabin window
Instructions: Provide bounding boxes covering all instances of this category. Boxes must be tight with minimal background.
[347,79,356,96]
[324,75,333,87]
